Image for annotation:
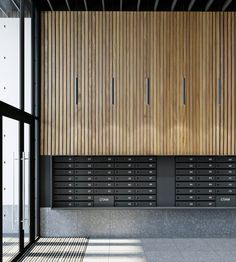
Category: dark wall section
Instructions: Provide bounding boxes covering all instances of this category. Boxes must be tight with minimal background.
[157,157,175,206]
[40,156,51,207]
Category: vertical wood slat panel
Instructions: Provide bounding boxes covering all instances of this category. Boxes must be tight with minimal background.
[41,12,236,156]
[216,12,220,155]
[70,12,74,155]
[40,12,45,155]
[51,12,55,155]
[232,13,235,155]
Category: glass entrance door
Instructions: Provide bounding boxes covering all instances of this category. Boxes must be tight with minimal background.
[2,117,20,262]
[2,117,33,261]
[23,123,30,246]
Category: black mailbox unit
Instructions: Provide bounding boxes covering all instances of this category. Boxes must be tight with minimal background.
[51,155,236,208]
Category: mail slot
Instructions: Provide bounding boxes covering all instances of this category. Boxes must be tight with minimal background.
[94,189,114,194]
[176,163,196,169]
[75,176,93,182]
[54,176,74,182]
[115,176,134,181]
[135,182,156,188]
[54,182,74,188]
[94,163,114,169]
[135,176,156,181]
[54,202,74,207]
[216,176,236,181]
[115,182,135,188]
[75,163,93,169]
[176,176,195,181]
[54,169,74,175]
[216,182,236,188]
[216,169,236,175]
[75,195,93,201]
[176,202,196,207]
[94,182,114,188]
[115,202,134,207]
[74,182,93,188]
[216,163,236,169]
[176,157,196,162]
[135,189,156,194]
[135,202,156,207]
[176,195,195,201]
[115,189,134,194]
[54,189,75,194]
[216,189,236,194]
[75,189,93,194]
[93,156,114,162]
[176,182,196,188]
[115,195,135,201]
[75,170,93,175]
[196,202,215,207]
[196,195,215,201]
[196,176,215,181]
[94,176,114,181]
[94,170,114,175]
[176,189,196,194]
[196,163,215,169]
[196,189,215,194]
[135,195,156,201]
[54,195,75,201]
[54,156,74,162]
[54,163,74,169]
[196,170,215,175]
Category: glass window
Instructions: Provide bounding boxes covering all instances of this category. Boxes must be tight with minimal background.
[24,0,32,114]
[0,0,20,109]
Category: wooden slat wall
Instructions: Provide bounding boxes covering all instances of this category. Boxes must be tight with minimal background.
[41,12,236,156]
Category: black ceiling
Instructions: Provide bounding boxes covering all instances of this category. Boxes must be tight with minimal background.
[36,0,236,11]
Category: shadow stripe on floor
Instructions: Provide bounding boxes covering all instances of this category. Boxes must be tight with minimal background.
[19,237,89,262]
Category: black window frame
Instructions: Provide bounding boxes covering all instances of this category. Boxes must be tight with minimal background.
[0,0,40,260]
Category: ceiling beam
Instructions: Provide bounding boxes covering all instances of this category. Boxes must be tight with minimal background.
[65,0,71,11]
[222,0,232,11]
[120,0,122,11]
[137,0,141,11]
[205,0,214,11]
[188,0,196,11]
[83,0,88,11]
[46,0,53,11]
[102,0,105,11]
[10,0,20,12]
[154,0,159,11]
[171,0,178,11]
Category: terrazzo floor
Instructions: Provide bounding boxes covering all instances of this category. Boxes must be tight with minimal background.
[83,238,236,262]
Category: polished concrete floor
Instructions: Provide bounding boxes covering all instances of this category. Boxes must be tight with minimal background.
[83,238,236,262]
[9,237,236,262]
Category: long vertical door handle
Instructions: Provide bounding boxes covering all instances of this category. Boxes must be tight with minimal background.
[146,78,150,105]
[22,151,25,230]
[217,79,221,105]
[75,77,78,105]
[111,77,115,105]
[12,152,15,229]
[182,77,186,105]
